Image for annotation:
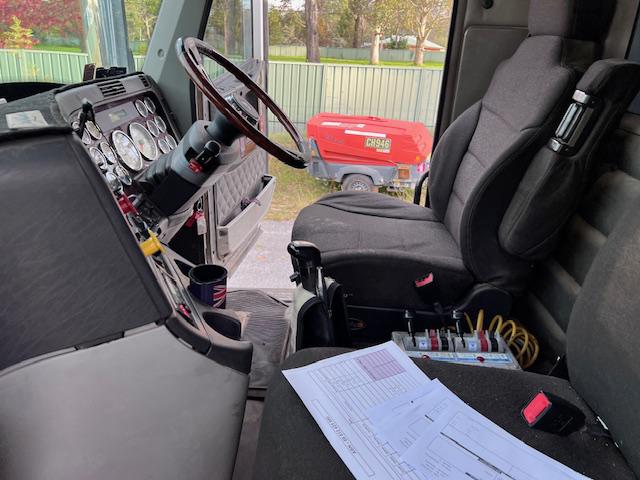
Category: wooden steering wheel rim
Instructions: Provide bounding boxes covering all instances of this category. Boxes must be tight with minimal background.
[176,37,309,169]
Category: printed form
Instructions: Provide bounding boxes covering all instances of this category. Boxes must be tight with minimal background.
[283,341,433,479]
[284,342,589,480]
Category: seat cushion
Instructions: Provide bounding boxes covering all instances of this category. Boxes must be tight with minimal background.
[254,348,634,480]
[292,192,474,309]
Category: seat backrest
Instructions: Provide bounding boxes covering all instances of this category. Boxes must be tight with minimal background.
[516,113,640,355]
[567,193,640,476]
[428,0,612,293]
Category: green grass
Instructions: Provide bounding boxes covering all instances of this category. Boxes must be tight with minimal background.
[33,44,82,53]
[269,55,444,69]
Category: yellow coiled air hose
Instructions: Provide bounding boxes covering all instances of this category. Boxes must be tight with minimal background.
[463,310,540,369]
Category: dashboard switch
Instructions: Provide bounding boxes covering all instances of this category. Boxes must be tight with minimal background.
[139,230,164,257]
[117,195,138,215]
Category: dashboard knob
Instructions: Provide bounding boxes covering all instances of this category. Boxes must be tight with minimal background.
[139,230,164,257]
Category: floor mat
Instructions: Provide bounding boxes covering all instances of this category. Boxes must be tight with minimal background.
[227,290,289,390]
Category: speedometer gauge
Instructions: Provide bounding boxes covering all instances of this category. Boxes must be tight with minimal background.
[112,130,143,171]
[99,142,117,164]
[129,122,158,160]
[135,99,149,117]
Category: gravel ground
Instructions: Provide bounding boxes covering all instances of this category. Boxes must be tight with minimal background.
[228,220,296,289]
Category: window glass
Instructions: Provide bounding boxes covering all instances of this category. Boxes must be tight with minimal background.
[203,0,253,63]
[0,0,162,84]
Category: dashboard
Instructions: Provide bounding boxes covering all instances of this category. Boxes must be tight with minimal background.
[50,73,252,372]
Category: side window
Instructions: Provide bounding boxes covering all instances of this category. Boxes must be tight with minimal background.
[204,0,253,60]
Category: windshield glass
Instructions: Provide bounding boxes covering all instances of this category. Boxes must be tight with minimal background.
[0,0,162,84]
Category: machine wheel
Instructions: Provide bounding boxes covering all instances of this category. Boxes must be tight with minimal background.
[341,174,377,192]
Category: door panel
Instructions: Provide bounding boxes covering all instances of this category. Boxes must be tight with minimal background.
[438,0,530,134]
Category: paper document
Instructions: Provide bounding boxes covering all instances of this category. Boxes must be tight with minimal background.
[285,342,589,480]
[283,341,432,479]
[400,386,589,480]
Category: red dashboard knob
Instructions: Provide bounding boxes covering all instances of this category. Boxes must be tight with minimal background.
[117,195,138,215]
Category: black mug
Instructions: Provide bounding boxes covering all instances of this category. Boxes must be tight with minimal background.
[188,264,228,309]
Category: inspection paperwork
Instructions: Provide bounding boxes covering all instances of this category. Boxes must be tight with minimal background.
[283,341,589,480]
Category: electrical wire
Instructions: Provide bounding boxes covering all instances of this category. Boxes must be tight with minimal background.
[463,310,540,369]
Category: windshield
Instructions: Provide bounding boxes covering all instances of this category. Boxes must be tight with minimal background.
[0,0,162,84]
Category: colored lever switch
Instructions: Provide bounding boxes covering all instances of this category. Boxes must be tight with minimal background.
[139,230,164,257]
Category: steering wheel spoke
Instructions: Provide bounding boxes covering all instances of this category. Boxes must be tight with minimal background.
[176,37,309,169]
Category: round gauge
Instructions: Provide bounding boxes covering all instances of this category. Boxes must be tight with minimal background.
[81,129,92,145]
[89,147,107,171]
[71,120,80,130]
[155,115,167,133]
[111,130,144,171]
[135,99,149,117]
[144,97,156,114]
[166,134,177,150]
[147,119,159,137]
[105,171,122,193]
[113,165,133,186]
[158,138,170,154]
[129,122,159,161]
[85,120,102,139]
[99,141,117,164]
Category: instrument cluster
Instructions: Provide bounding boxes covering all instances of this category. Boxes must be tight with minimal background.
[72,95,179,194]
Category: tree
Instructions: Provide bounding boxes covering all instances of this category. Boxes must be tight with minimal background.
[0,16,37,49]
[305,0,321,62]
[366,0,404,64]
[348,0,368,48]
[0,0,82,39]
[409,0,450,65]
[124,0,162,53]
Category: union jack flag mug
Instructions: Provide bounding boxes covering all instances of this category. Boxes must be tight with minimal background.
[188,264,228,309]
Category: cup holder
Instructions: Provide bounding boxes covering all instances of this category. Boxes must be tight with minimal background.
[202,311,242,341]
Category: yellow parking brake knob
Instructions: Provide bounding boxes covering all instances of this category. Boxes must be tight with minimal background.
[139,231,165,257]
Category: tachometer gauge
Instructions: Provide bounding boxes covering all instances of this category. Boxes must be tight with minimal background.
[147,119,159,137]
[99,141,117,164]
[129,122,158,160]
[144,97,156,114]
[105,171,122,193]
[113,165,133,186]
[158,137,170,154]
[155,115,167,133]
[166,134,177,150]
[135,99,149,117]
[85,120,102,139]
[89,147,107,171]
[111,130,144,171]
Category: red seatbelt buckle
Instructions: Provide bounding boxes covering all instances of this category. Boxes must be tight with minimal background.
[521,391,585,436]
[414,273,434,288]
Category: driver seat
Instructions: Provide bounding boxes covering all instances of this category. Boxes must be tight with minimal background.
[292,0,612,311]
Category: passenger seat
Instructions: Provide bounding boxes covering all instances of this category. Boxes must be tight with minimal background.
[253,195,640,478]
[517,113,640,358]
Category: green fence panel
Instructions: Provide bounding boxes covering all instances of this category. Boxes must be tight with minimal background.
[269,45,445,64]
[268,61,443,134]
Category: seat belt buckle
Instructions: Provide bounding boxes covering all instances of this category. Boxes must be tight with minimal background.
[414,273,434,288]
[521,391,585,436]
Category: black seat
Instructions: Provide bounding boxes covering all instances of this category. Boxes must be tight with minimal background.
[293,0,611,311]
[254,194,640,479]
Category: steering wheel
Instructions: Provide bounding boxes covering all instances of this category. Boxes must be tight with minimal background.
[176,37,309,169]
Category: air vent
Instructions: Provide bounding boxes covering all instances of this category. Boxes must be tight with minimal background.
[138,74,150,88]
[98,80,126,98]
